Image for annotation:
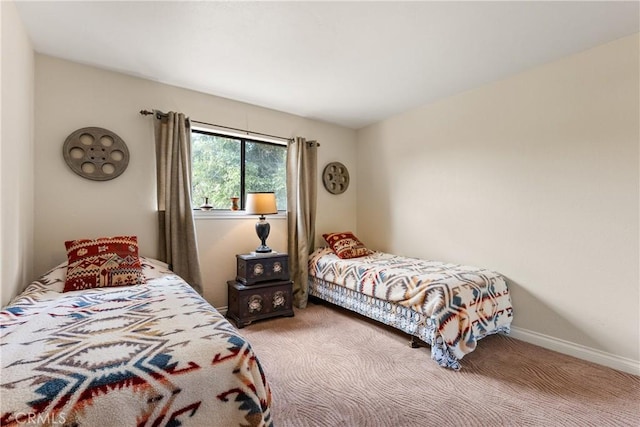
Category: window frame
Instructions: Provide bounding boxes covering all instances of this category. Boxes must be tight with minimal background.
[190,127,287,214]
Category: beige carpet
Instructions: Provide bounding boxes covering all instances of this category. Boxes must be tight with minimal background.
[240,300,640,427]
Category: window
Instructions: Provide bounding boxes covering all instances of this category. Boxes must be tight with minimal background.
[191,129,287,211]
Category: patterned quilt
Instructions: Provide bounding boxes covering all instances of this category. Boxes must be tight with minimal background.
[1,258,272,426]
[309,248,513,368]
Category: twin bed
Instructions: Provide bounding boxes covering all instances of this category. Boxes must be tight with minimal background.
[308,232,514,370]
[1,231,513,425]
[1,254,272,426]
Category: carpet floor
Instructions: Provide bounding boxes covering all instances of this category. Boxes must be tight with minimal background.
[240,300,640,427]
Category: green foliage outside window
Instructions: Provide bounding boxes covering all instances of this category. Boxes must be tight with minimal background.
[191,131,287,210]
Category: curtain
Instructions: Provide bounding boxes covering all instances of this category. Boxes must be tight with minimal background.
[153,110,203,294]
[286,137,318,308]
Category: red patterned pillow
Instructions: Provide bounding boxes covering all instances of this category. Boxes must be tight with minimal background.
[64,236,145,292]
[322,231,372,259]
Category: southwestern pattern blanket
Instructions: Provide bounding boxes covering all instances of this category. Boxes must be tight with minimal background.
[1,258,272,426]
[309,248,513,370]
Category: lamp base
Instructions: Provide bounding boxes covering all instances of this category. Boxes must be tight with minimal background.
[254,245,272,253]
[255,216,272,254]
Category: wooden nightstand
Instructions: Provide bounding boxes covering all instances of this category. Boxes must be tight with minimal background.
[227,252,295,328]
[227,280,294,328]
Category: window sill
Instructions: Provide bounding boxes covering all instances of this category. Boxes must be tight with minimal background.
[194,210,288,221]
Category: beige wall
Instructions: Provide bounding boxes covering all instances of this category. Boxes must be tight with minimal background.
[34,55,357,308]
[357,34,639,370]
[11,4,637,372]
[1,0,35,306]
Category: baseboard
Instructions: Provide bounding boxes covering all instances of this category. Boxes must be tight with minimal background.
[216,305,228,316]
[507,326,639,376]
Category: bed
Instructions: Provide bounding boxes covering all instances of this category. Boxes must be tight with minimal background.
[308,237,514,370]
[1,255,273,426]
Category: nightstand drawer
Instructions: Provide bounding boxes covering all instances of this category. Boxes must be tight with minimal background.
[227,280,294,328]
[236,253,289,285]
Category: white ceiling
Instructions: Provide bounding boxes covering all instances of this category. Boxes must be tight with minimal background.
[15,1,640,129]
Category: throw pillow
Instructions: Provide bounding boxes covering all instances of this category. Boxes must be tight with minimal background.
[322,231,371,259]
[64,235,145,292]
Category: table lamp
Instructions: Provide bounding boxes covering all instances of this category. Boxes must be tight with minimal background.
[245,192,278,253]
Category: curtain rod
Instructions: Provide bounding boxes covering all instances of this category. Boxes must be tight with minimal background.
[139,109,319,145]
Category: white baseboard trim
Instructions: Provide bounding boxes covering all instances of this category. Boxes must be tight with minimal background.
[507,326,639,376]
[216,305,228,316]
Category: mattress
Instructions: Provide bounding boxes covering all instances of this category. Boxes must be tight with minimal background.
[1,258,272,426]
[309,248,513,369]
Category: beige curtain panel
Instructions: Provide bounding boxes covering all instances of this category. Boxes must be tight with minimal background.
[153,110,203,294]
[287,136,318,308]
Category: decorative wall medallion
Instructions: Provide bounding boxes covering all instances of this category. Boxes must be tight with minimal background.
[62,127,129,181]
[322,162,350,194]
[248,295,263,313]
[272,291,286,309]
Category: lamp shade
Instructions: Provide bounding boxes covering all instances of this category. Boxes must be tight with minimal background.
[245,192,277,215]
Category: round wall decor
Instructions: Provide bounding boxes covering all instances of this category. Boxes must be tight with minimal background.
[62,127,129,181]
[322,161,350,194]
